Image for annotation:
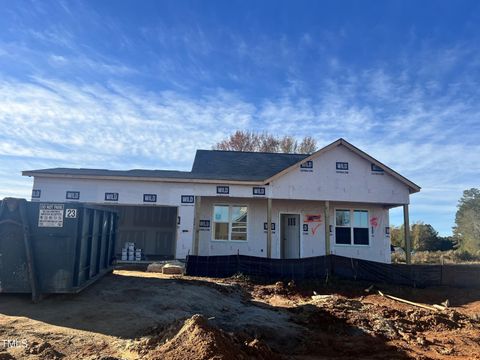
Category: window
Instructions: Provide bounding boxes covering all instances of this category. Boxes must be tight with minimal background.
[335,209,369,246]
[335,209,351,244]
[353,210,369,245]
[300,160,313,169]
[213,205,247,241]
[371,163,384,172]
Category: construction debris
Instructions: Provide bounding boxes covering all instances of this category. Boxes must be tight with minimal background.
[146,263,164,273]
[378,290,440,311]
[146,262,185,275]
[162,263,184,275]
[311,294,334,302]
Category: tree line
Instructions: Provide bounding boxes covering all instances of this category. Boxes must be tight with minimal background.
[214,130,317,154]
[391,188,480,254]
[390,223,456,251]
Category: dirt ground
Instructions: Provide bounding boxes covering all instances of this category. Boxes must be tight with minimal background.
[0,269,479,360]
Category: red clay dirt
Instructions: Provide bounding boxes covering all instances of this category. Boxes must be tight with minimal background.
[0,270,479,359]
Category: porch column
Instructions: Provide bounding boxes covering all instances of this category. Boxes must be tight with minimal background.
[403,204,411,264]
[193,196,202,256]
[267,198,272,258]
[324,201,330,255]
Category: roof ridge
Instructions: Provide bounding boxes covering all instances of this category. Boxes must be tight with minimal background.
[197,149,310,156]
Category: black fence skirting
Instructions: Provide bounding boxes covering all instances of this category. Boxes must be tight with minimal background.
[185,254,480,288]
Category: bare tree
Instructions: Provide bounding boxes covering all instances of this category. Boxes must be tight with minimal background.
[213,131,317,154]
[279,135,298,153]
[258,133,280,152]
[298,136,317,154]
[215,130,258,152]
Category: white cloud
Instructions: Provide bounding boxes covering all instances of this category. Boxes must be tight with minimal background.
[0,17,478,236]
[0,77,256,170]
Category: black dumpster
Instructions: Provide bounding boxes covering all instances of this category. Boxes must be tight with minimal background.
[0,198,117,300]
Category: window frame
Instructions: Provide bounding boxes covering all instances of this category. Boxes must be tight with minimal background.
[212,204,248,242]
[334,208,370,247]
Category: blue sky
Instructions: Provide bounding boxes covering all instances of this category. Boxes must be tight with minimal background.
[1,0,479,235]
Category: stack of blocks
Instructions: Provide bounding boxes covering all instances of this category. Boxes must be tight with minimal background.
[135,248,142,261]
[127,242,135,261]
[121,242,142,261]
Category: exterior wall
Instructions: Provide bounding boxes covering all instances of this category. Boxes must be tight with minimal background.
[328,202,391,263]
[198,197,391,263]
[32,177,197,259]
[270,144,410,205]
[198,198,328,258]
[31,177,274,259]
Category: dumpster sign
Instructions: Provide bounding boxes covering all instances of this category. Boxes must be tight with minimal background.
[38,203,64,227]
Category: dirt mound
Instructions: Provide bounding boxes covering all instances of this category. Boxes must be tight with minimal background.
[303,294,480,339]
[0,351,15,360]
[25,341,65,359]
[289,293,480,358]
[137,314,279,360]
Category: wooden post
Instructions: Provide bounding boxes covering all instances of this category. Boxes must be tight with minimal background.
[193,196,202,256]
[403,204,411,265]
[267,198,272,258]
[324,201,330,256]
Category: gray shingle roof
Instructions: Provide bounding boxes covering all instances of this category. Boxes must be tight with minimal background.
[22,150,309,182]
[191,150,308,180]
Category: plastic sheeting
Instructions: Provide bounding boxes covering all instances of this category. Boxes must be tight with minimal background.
[186,255,329,280]
[185,254,480,288]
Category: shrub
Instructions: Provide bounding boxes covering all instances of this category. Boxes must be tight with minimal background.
[392,249,480,264]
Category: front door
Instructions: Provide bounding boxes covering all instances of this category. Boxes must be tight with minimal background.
[281,214,300,259]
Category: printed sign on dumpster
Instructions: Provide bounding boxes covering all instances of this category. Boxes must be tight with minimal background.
[38,203,64,227]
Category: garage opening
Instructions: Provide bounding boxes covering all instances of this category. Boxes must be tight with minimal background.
[114,205,177,261]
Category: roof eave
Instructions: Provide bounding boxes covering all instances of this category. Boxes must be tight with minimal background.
[21,171,265,186]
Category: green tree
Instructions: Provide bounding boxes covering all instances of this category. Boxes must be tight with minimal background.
[391,223,453,251]
[453,188,480,253]
[436,236,456,251]
[411,222,439,251]
[390,225,404,248]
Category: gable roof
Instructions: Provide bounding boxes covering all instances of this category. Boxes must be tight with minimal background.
[22,138,420,193]
[264,138,421,193]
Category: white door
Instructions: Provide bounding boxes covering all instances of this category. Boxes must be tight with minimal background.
[281,214,300,259]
